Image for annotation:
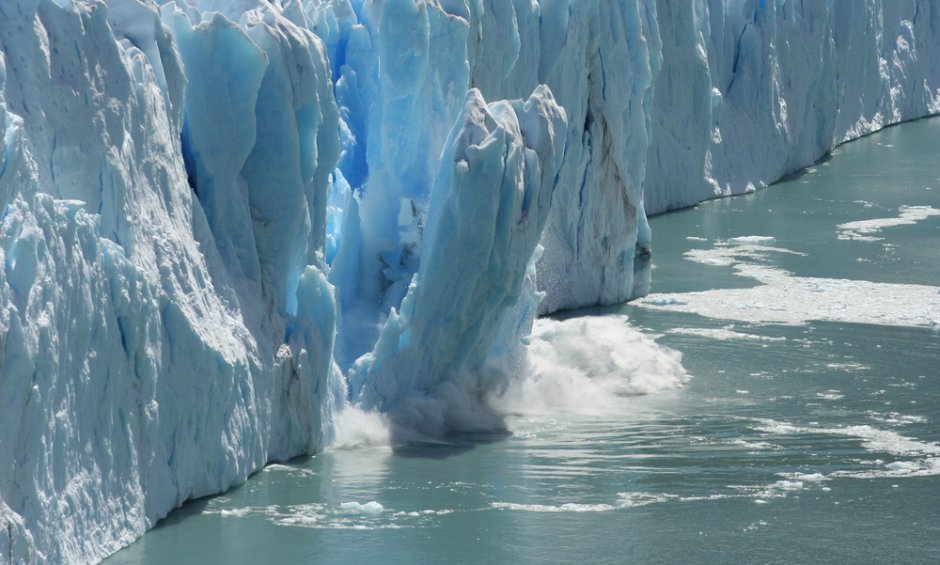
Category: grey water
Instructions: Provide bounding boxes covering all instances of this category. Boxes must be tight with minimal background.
[107,117,940,564]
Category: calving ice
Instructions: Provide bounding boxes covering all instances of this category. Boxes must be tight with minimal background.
[1,0,939,562]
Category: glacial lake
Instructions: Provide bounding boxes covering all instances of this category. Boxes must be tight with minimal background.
[107,117,940,564]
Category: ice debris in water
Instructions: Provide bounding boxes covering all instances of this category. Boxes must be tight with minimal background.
[339,501,384,516]
[837,205,940,241]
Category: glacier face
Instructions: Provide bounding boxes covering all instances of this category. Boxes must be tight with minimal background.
[646,0,940,213]
[1,0,938,562]
[0,2,339,562]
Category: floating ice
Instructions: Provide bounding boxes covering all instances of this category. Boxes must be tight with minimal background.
[727,235,777,245]
[339,501,384,516]
[217,508,252,518]
[837,205,940,241]
[667,327,787,343]
[753,419,940,480]
[637,243,940,328]
[770,480,804,491]
[786,473,827,483]
[204,501,408,529]
[491,489,799,512]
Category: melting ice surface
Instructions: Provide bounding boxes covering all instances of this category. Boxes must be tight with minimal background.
[107,117,940,565]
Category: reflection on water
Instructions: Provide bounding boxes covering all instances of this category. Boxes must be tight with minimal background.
[108,118,940,564]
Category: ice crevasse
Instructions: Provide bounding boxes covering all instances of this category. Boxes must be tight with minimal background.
[0,0,938,562]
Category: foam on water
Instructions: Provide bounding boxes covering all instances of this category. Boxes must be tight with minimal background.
[490,502,619,513]
[261,465,317,478]
[726,439,785,451]
[491,488,805,514]
[867,412,928,426]
[203,500,414,530]
[667,326,787,342]
[825,362,871,372]
[488,315,689,417]
[753,418,940,480]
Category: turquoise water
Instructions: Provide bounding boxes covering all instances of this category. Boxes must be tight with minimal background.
[108,118,940,564]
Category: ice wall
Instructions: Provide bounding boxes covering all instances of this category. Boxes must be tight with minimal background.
[646,0,940,213]
[2,0,940,562]
[0,1,339,562]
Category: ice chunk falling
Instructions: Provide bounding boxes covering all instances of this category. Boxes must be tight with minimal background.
[348,86,566,432]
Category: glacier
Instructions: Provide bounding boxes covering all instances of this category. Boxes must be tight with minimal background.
[1,0,938,562]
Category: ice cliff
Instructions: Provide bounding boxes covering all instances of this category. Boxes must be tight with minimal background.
[1,0,938,562]
[646,0,940,213]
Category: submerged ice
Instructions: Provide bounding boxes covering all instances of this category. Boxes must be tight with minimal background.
[1,0,939,562]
